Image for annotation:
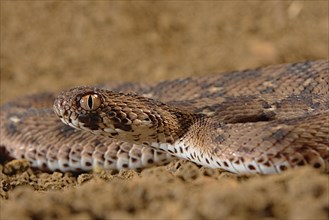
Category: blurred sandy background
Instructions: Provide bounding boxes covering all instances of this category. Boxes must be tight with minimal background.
[1,1,328,219]
[1,1,328,102]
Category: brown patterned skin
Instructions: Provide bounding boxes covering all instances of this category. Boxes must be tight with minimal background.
[1,60,328,174]
[0,93,176,172]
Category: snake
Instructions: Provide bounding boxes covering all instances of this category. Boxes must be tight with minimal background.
[1,60,328,174]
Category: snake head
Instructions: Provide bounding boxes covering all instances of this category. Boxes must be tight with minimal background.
[54,86,105,131]
[53,86,185,145]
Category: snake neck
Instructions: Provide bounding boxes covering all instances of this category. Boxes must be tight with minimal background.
[147,116,223,168]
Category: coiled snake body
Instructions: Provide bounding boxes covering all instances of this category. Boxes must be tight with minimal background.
[1,60,328,174]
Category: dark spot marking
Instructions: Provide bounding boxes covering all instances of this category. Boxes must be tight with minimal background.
[131,158,138,163]
[269,129,287,141]
[122,163,128,168]
[6,122,18,135]
[41,163,47,169]
[291,158,300,163]
[264,162,271,167]
[257,158,264,163]
[275,100,282,108]
[214,147,221,154]
[248,165,255,170]
[310,101,320,109]
[274,154,282,159]
[173,112,182,119]
[279,165,287,171]
[261,101,272,109]
[313,163,321,168]
[297,161,305,166]
[71,158,78,163]
[205,158,210,164]
[215,135,225,143]
[108,111,116,117]
[147,159,154,164]
[113,122,132,132]
[85,162,92,167]
[112,117,121,123]
[256,112,275,121]
[122,118,129,124]
[223,161,229,167]
[262,203,275,218]
[260,87,275,94]
[237,146,251,153]
[94,139,101,146]
[167,139,174,145]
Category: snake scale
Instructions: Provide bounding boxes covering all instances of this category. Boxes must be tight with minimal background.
[1,60,328,174]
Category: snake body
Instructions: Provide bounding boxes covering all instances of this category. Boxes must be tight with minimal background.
[1,60,328,174]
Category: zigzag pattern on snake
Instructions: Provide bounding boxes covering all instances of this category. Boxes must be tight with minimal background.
[1,60,328,174]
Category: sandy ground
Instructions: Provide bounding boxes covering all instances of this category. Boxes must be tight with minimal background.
[0,1,328,219]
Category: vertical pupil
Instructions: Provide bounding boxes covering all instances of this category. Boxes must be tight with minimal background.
[88,95,93,109]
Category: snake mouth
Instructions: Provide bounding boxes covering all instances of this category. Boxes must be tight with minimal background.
[53,103,64,120]
[54,107,78,130]
[53,92,67,117]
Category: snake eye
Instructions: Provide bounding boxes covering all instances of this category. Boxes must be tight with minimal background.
[80,94,101,110]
